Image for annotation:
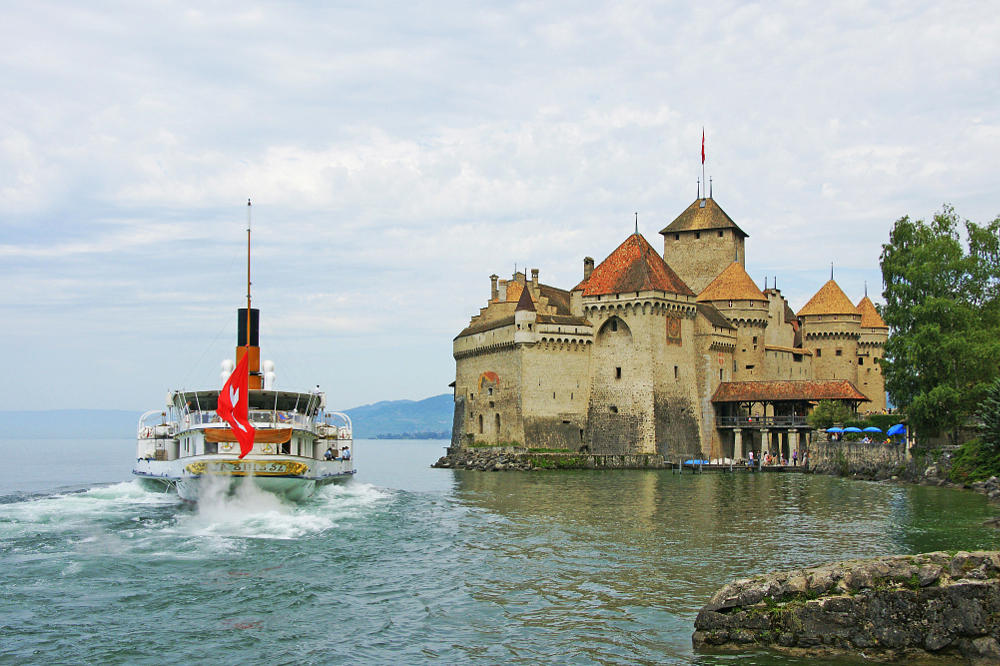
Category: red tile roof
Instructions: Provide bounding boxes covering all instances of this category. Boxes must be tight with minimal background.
[797,280,859,317]
[574,233,694,297]
[711,380,869,403]
[856,296,888,329]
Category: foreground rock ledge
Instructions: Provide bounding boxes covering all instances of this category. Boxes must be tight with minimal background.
[693,551,1000,664]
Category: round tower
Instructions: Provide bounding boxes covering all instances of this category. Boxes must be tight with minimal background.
[697,262,768,380]
[797,280,861,386]
[855,295,889,412]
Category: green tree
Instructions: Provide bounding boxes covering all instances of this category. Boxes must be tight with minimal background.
[880,206,1000,443]
[806,400,853,430]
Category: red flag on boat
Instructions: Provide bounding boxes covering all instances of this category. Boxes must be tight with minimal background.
[701,127,705,164]
[217,353,256,459]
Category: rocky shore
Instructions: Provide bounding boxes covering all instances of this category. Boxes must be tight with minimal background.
[693,551,1000,664]
[431,446,667,471]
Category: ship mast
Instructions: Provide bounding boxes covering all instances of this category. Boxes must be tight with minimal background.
[246,198,252,383]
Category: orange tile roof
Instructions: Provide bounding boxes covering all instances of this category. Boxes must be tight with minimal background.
[573,233,694,297]
[711,380,869,403]
[797,280,859,317]
[856,296,888,329]
[659,197,748,237]
[504,282,524,303]
[697,262,767,303]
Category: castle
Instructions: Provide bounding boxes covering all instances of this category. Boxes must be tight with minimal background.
[451,195,887,462]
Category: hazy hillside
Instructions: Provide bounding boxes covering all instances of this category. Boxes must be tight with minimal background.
[340,394,452,439]
[0,394,454,440]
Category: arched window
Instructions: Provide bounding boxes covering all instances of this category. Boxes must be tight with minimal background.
[478,414,483,434]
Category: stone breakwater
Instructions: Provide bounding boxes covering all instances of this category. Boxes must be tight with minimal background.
[431,446,667,471]
[693,551,1000,664]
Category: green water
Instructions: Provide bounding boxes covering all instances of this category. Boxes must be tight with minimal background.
[1,439,998,664]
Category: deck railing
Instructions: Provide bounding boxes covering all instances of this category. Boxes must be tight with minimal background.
[718,415,809,428]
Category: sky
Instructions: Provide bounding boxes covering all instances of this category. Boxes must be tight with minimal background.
[2,1,998,412]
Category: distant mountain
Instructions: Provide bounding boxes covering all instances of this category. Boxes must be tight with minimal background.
[339,394,452,439]
[0,409,143,439]
[0,394,454,440]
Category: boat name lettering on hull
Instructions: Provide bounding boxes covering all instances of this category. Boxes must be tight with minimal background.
[184,460,309,476]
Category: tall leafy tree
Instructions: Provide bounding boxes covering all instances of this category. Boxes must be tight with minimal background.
[880,206,1000,443]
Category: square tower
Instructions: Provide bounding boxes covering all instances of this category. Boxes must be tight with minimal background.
[659,197,747,294]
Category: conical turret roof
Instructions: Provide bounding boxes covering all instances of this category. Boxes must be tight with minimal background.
[515,284,536,312]
[697,262,767,303]
[797,280,858,317]
[856,296,887,329]
[574,233,694,297]
[659,197,748,237]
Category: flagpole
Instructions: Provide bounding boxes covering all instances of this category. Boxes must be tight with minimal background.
[246,198,252,384]
[701,127,706,200]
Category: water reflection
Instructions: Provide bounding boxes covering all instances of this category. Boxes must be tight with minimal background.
[451,469,1000,664]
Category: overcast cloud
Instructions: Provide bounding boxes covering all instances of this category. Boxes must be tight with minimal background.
[1,1,997,411]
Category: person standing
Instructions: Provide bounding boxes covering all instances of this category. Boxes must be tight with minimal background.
[792,449,798,466]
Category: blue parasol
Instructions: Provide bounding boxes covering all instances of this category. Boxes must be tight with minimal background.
[862,426,882,433]
[887,423,906,436]
[826,427,844,433]
[843,426,863,433]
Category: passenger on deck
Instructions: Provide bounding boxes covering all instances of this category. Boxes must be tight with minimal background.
[341,446,351,461]
[324,447,335,460]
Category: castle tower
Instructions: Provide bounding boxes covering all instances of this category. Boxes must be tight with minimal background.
[855,295,888,412]
[659,197,748,294]
[573,232,702,459]
[696,262,768,380]
[797,280,862,387]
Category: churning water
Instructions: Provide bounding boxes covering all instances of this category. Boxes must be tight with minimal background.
[2,439,999,664]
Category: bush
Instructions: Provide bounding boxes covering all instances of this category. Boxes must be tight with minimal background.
[948,437,1000,483]
[807,401,853,429]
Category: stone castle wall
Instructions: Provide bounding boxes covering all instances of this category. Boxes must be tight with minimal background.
[807,437,906,472]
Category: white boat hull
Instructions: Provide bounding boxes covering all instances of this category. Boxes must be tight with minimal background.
[133,454,355,502]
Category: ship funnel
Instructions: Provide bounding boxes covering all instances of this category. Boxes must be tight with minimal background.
[237,307,262,389]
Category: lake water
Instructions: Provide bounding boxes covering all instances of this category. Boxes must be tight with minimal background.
[2,438,999,664]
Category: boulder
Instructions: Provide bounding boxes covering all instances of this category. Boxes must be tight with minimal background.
[693,551,1000,663]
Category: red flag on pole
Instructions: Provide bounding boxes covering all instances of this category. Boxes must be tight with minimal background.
[701,128,705,164]
[217,353,256,458]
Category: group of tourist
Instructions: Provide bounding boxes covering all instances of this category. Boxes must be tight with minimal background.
[744,449,806,469]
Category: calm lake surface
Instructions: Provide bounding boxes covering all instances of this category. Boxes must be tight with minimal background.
[2,438,999,664]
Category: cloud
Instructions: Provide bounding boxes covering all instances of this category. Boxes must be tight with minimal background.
[0,0,998,409]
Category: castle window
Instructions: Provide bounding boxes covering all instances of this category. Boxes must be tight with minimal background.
[793,354,802,362]
[478,415,483,434]
[673,234,680,240]
[718,230,723,237]
[728,300,733,307]
[695,232,701,239]
[611,319,618,332]
[836,349,843,356]
[553,392,556,399]
[488,387,493,395]
[719,369,723,381]
[816,349,822,358]
[528,324,532,331]
[858,357,864,365]
[616,367,622,379]
[609,405,618,413]
[495,414,501,433]
[674,365,679,379]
